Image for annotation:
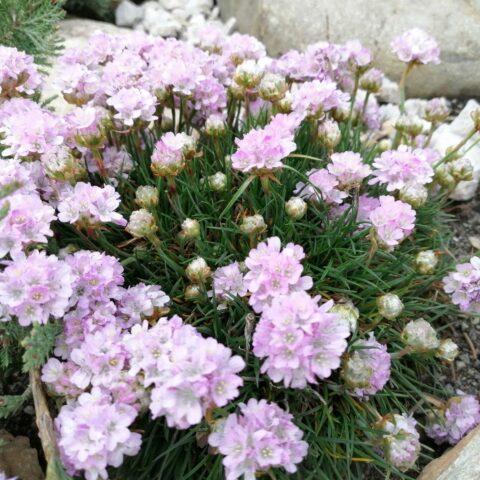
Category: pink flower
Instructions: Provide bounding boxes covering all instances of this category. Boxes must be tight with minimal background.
[106,87,157,127]
[253,292,349,388]
[327,152,372,189]
[342,334,391,397]
[57,182,126,227]
[391,28,440,65]
[370,146,434,192]
[426,394,480,445]
[151,132,196,177]
[244,237,313,313]
[209,398,308,480]
[0,250,73,326]
[295,168,348,205]
[369,196,416,250]
[443,256,480,313]
[213,262,247,302]
[0,46,41,97]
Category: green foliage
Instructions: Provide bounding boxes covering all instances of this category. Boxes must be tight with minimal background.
[21,322,62,372]
[64,0,117,21]
[0,388,31,419]
[53,118,461,480]
[0,0,65,65]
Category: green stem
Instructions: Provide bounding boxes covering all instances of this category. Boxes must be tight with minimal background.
[398,62,415,114]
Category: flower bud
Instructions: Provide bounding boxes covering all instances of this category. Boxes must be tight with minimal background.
[228,81,245,100]
[42,146,85,183]
[233,60,264,89]
[450,157,473,182]
[317,119,341,150]
[184,284,202,301]
[126,209,158,238]
[276,91,293,114]
[436,338,459,363]
[359,68,384,94]
[332,104,350,123]
[285,196,307,220]
[377,293,404,320]
[414,250,438,275]
[186,257,211,283]
[399,183,428,208]
[179,218,200,240]
[330,301,359,333]
[135,185,159,209]
[239,214,267,235]
[208,171,228,192]
[395,114,424,137]
[205,114,226,136]
[435,163,456,189]
[424,98,450,123]
[378,138,392,152]
[259,73,287,102]
[401,319,440,352]
[471,108,480,131]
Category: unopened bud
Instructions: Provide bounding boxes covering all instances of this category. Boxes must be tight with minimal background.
[436,338,459,363]
[276,91,293,114]
[184,284,202,301]
[259,73,287,102]
[378,138,392,152]
[208,171,228,192]
[239,214,267,235]
[179,218,200,240]
[186,257,211,283]
[435,163,456,189]
[424,98,450,123]
[233,60,264,89]
[450,157,473,182]
[414,250,438,275]
[330,301,359,333]
[377,293,404,320]
[285,196,307,220]
[471,108,480,131]
[399,183,428,208]
[126,209,158,238]
[135,185,159,209]
[317,119,341,150]
[395,114,424,137]
[42,146,85,182]
[205,114,226,136]
[402,319,439,352]
[359,68,384,94]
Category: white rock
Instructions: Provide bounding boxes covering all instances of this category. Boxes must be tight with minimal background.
[218,0,480,97]
[158,0,185,11]
[378,76,399,104]
[185,0,214,15]
[431,100,480,201]
[115,0,144,27]
[142,2,182,37]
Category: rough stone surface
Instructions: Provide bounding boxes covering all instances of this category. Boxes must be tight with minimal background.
[115,0,145,27]
[418,425,480,480]
[218,0,480,98]
[0,430,44,480]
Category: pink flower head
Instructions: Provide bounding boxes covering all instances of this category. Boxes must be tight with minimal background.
[253,292,350,388]
[213,262,247,302]
[56,388,141,480]
[209,398,308,480]
[426,394,480,445]
[377,413,420,472]
[151,132,196,177]
[244,237,313,313]
[292,80,349,119]
[443,256,480,313]
[327,151,372,189]
[369,196,416,250]
[0,250,73,326]
[0,193,55,258]
[56,63,100,105]
[57,182,126,227]
[106,87,157,127]
[345,40,372,70]
[370,146,434,192]
[295,168,348,205]
[0,46,41,97]
[231,119,296,173]
[391,28,440,65]
[223,33,266,65]
[342,334,391,397]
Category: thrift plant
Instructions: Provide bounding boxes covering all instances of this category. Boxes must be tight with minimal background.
[0,26,480,480]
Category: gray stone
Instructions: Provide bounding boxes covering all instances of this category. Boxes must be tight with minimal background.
[218,0,480,98]
[115,0,144,27]
[418,425,480,480]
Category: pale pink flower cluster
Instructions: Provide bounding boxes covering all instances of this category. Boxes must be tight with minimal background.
[106,87,157,127]
[56,388,142,480]
[368,196,416,250]
[231,114,297,173]
[0,46,41,97]
[295,168,347,205]
[443,256,480,313]
[57,182,126,227]
[213,262,247,302]
[253,291,350,388]
[327,151,372,189]
[426,394,480,445]
[208,399,308,480]
[370,146,434,192]
[151,132,196,177]
[391,28,440,65]
[243,237,313,313]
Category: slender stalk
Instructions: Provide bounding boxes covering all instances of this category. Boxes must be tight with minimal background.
[398,62,415,114]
